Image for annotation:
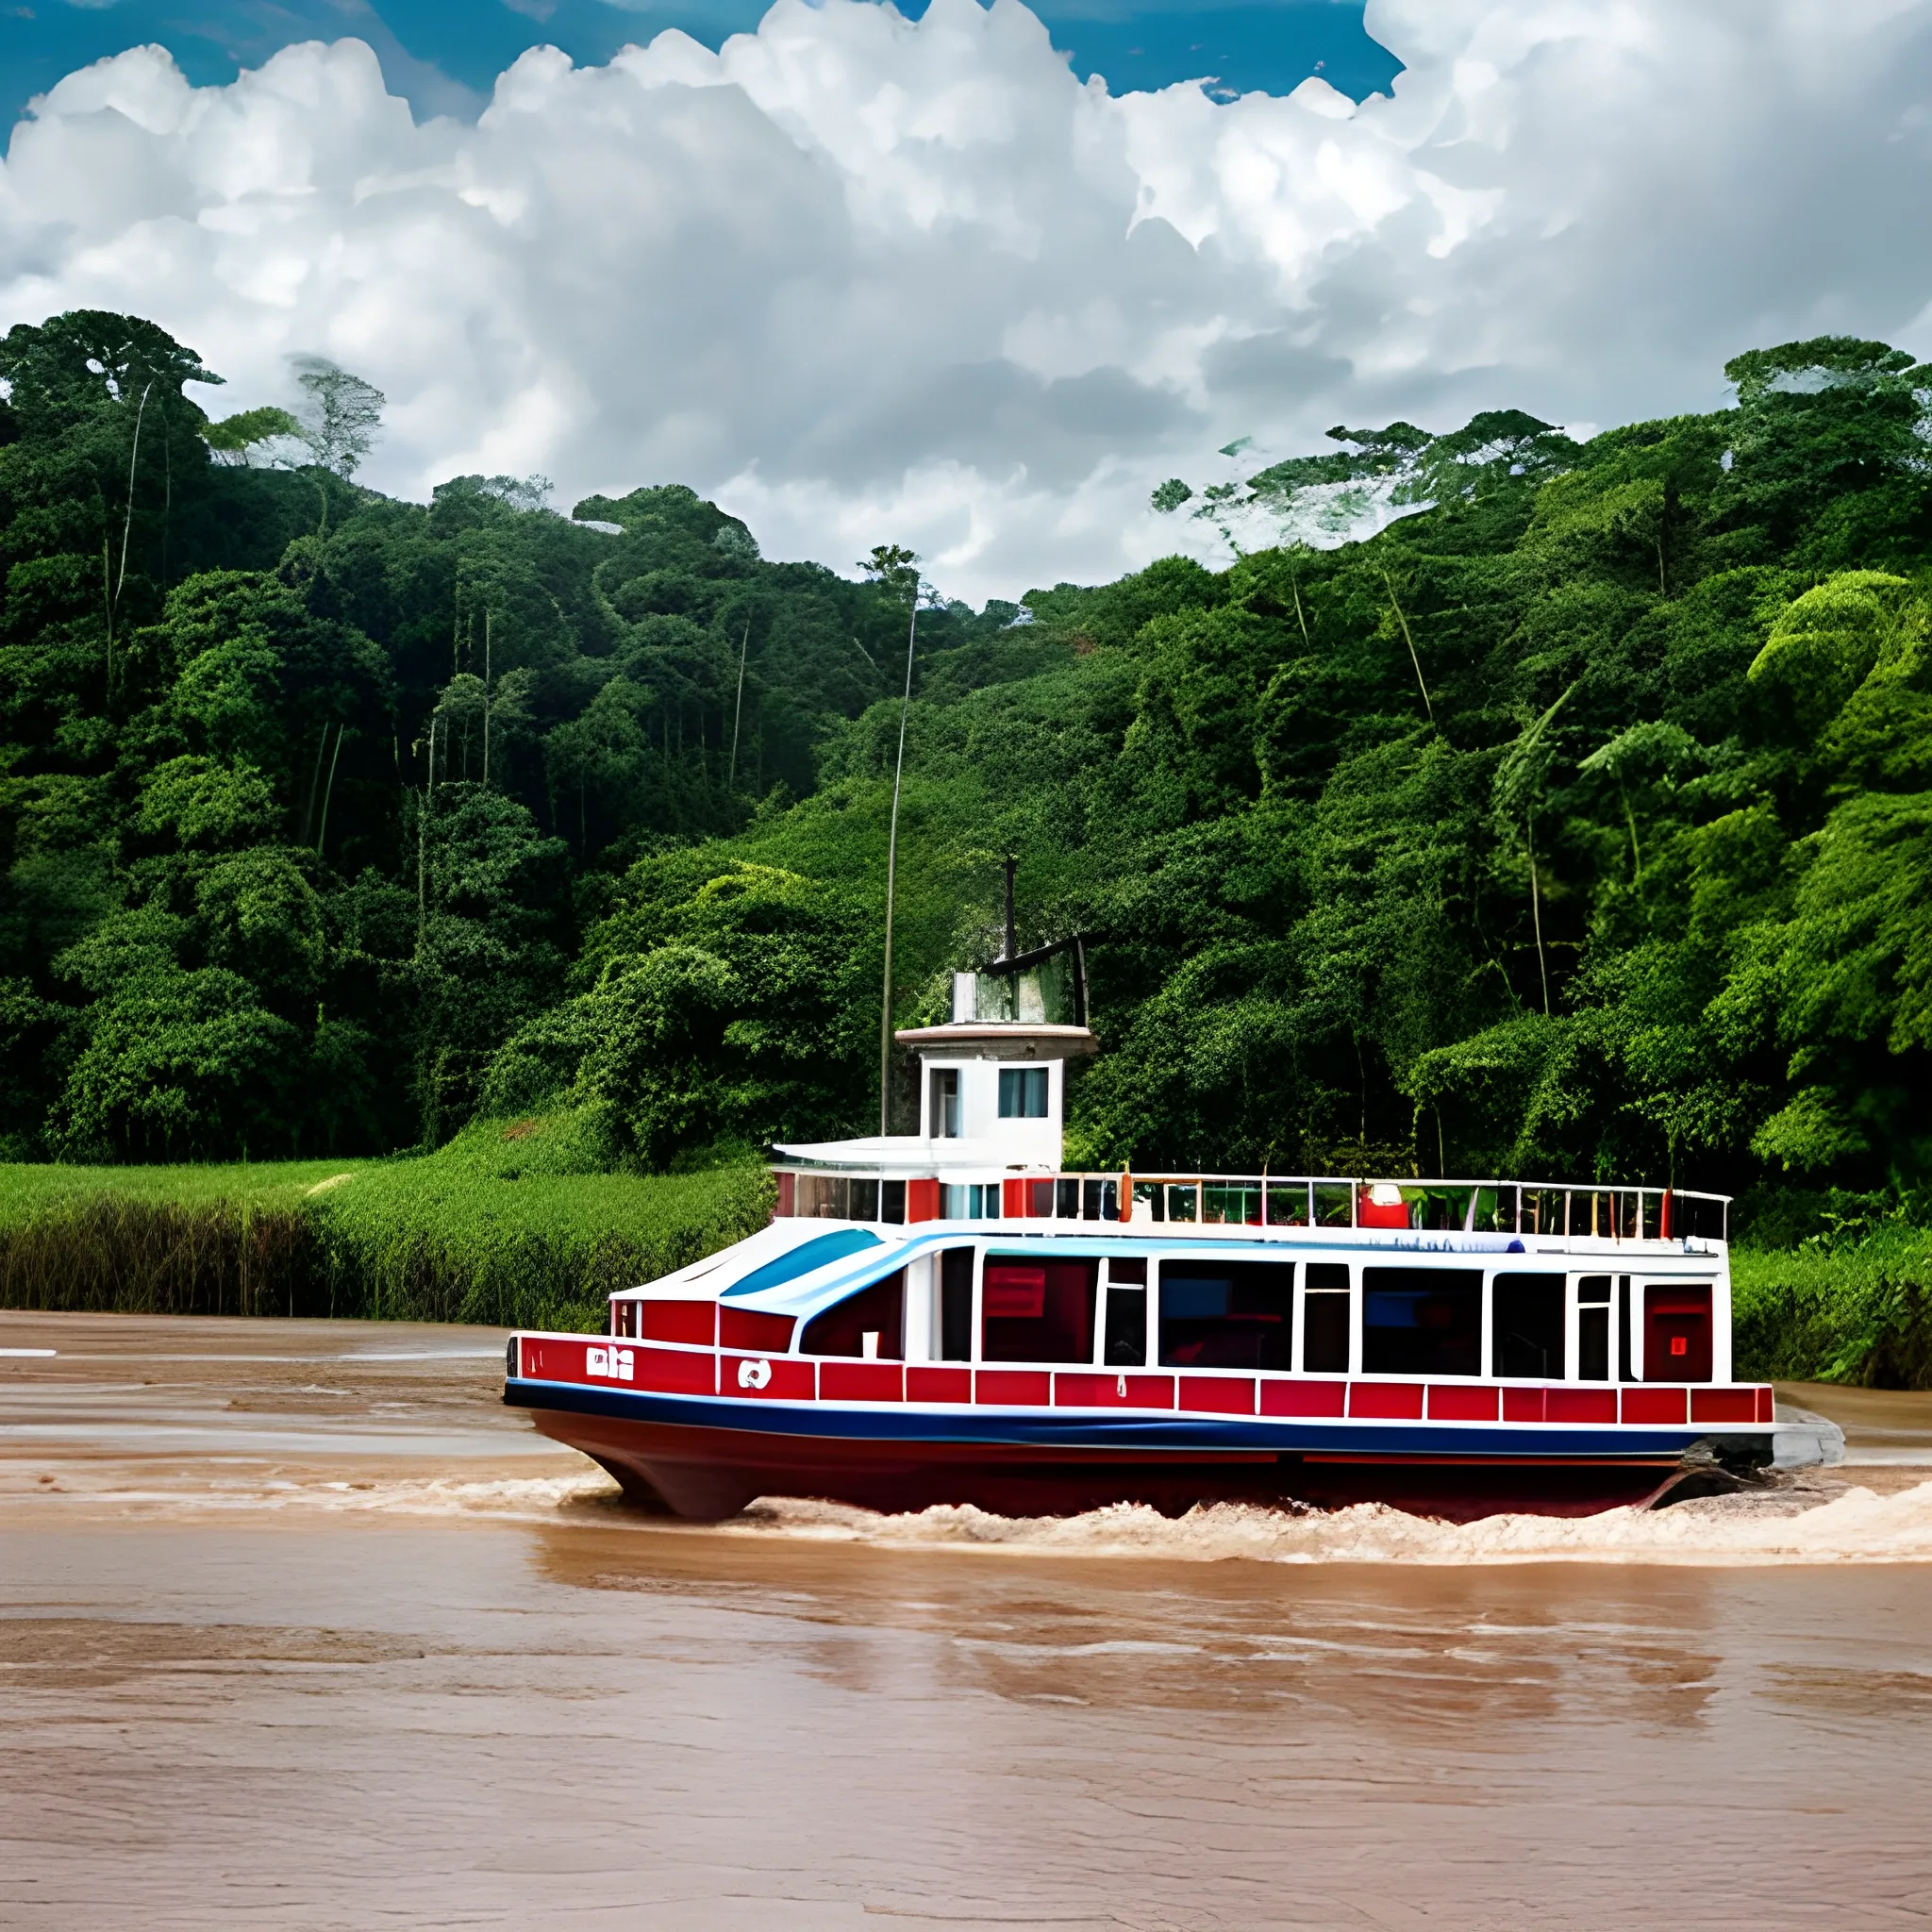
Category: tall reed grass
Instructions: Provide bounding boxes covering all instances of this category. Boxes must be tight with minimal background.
[0,1114,773,1332]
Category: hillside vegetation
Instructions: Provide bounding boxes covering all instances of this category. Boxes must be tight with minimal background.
[5,312,1932,1372]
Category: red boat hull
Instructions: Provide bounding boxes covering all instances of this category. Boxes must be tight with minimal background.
[528,1407,1691,1523]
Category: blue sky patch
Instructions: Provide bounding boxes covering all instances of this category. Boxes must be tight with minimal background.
[5,0,1400,126]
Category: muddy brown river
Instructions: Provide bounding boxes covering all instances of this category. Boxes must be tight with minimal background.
[4,1310,1931,1929]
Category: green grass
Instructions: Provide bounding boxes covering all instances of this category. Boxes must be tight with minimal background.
[0,1111,773,1332]
[1733,1223,1932,1389]
[0,1158,362,1217]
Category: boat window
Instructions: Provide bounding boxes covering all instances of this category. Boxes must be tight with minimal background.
[795,1174,851,1218]
[1405,1188,1477,1232]
[1102,1288,1146,1366]
[1362,1268,1483,1376]
[849,1178,880,1222]
[1302,1262,1350,1373]
[929,1068,959,1139]
[941,1182,1001,1219]
[939,1248,974,1361]
[1545,1190,1628,1239]
[1081,1178,1119,1221]
[998,1067,1049,1118]
[981,1257,1097,1363]
[881,1180,907,1225]
[1312,1184,1355,1228]
[1576,1274,1611,1382]
[1266,1183,1310,1226]
[1618,1274,1632,1380]
[1470,1186,1515,1235]
[1158,1260,1293,1370]
[1203,1183,1261,1225]
[801,1273,905,1358]
[1493,1273,1564,1379]
[1673,1196,1727,1241]
[1107,1256,1147,1285]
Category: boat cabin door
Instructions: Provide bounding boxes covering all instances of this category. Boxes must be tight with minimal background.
[1642,1285,1712,1383]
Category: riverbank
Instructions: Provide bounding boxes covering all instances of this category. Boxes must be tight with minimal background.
[0,1116,771,1333]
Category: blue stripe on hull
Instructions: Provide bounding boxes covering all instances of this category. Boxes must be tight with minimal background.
[507,1377,1714,1460]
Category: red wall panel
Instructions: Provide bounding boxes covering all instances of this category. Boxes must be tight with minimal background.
[720,1355,815,1400]
[975,1370,1052,1407]
[1621,1387,1686,1424]
[1546,1389,1617,1424]
[719,1307,796,1354]
[906,1367,973,1405]
[1260,1379,1346,1417]
[1177,1375,1255,1415]
[1054,1373,1175,1409]
[1427,1384,1498,1421]
[1690,1388,1758,1424]
[1502,1387,1546,1423]
[1349,1381,1425,1420]
[637,1346,718,1395]
[641,1301,717,1345]
[818,1361,905,1403]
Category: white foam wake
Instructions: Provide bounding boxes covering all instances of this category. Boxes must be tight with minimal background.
[27,1466,1932,1562]
[243,1472,1932,1562]
[5,1470,624,1524]
[720,1485,1932,1565]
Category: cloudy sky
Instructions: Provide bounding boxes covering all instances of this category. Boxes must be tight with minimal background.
[4,0,1932,601]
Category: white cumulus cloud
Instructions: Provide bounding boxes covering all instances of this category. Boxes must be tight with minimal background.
[5,0,1932,601]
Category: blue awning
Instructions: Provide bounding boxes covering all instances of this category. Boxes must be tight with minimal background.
[719,1226,882,1299]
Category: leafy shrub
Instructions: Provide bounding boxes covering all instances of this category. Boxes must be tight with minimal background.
[1733,1221,1932,1388]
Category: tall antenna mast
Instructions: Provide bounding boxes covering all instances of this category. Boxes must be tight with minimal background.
[879,582,919,1135]
[728,615,751,791]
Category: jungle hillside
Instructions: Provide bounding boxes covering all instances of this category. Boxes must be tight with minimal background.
[3,311,1929,1375]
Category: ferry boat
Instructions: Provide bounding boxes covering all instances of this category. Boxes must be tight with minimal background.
[505,960,1774,1521]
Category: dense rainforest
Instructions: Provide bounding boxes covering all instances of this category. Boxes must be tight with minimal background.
[3,310,1930,1253]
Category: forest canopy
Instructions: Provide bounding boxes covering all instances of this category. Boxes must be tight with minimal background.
[3,309,1930,1211]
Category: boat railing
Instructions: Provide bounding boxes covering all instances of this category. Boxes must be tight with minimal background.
[773,1171,1729,1241]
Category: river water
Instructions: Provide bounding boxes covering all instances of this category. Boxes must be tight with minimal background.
[5,1310,1932,1929]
